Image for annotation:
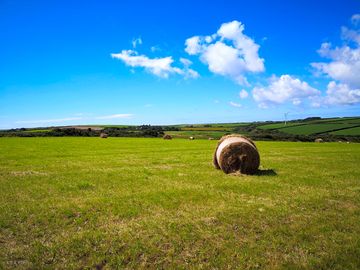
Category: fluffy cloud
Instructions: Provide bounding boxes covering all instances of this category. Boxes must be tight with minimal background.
[311,14,360,105]
[325,81,360,105]
[311,42,360,88]
[252,75,320,107]
[185,20,264,85]
[111,50,198,79]
[229,101,242,107]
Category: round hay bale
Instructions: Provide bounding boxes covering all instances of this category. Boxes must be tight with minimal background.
[163,134,172,140]
[213,134,260,175]
[208,137,214,140]
[100,133,108,138]
[189,136,194,140]
[314,138,323,143]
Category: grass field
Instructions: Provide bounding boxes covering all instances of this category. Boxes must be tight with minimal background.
[166,130,228,139]
[330,127,360,136]
[277,123,359,135]
[1,138,360,269]
[257,117,360,136]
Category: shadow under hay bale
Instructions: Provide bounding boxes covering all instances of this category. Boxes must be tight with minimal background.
[213,134,260,175]
[163,134,172,140]
[254,169,277,176]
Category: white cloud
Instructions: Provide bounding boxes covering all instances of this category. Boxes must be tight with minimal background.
[111,50,198,79]
[341,26,360,44]
[311,42,360,88]
[95,114,133,120]
[229,101,242,107]
[325,81,360,105]
[132,37,142,48]
[185,20,264,85]
[239,89,249,99]
[185,36,204,55]
[311,14,360,106]
[252,75,320,107]
[15,117,82,124]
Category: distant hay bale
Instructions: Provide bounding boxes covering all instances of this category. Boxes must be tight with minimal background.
[208,137,214,140]
[314,138,323,143]
[213,134,260,175]
[100,133,108,138]
[189,136,195,140]
[163,134,172,140]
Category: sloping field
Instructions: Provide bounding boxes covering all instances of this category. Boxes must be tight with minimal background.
[1,137,360,269]
[181,127,233,131]
[278,123,359,135]
[330,126,360,136]
[166,130,227,139]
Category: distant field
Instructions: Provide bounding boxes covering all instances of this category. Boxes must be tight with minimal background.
[278,123,359,135]
[181,127,233,131]
[177,123,247,128]
[166,130,228,139]
[330,126,360,136]
[1,137,360,269]
[24,129,51,133]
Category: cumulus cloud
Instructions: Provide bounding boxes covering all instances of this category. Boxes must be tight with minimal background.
[311,42,360,88]
[229,101,242,107]
[95,114,133,120]
[239,89,249,99]
[325,81,360,105]
[311,14,360,105]
[111,50,198,79]
[185,20,264,85]
[252,75,320,108]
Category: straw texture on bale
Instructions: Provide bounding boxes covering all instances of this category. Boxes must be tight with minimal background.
[213,134,260,174]
[100,133,108,138]
[163,134,172,140]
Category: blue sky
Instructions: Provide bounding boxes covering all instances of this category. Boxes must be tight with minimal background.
[1,0,359,128]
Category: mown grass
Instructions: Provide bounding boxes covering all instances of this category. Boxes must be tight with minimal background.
[331,126,360,136]
[278,123,359,135]
[0,137,360,269]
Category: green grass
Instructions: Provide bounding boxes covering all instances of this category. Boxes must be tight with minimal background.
[278,123,359,135]
[330,126,360,136]
[24,129,51,133]
[166,130,229,139]
[1,137,360,269]
[181,127,234,131]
